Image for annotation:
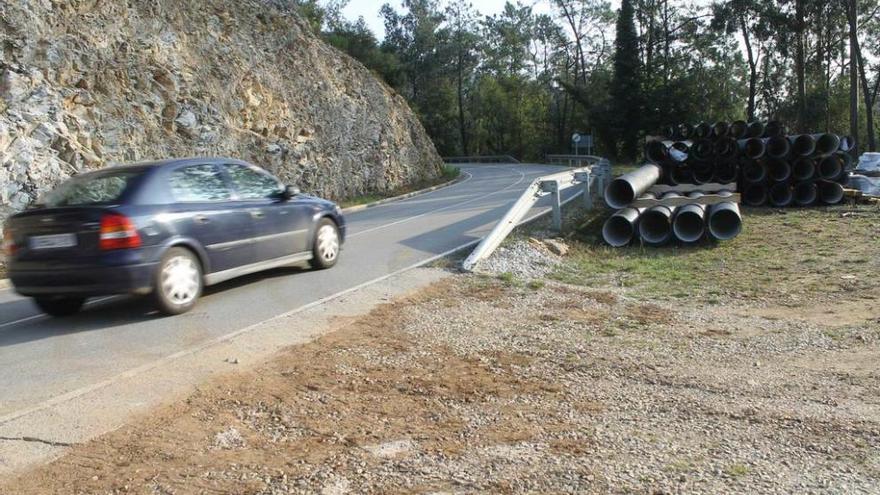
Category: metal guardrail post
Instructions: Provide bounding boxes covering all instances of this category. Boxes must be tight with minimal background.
[574,171,592,210]
[541,180,562,231]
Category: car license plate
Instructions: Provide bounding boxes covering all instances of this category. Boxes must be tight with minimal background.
[29,233,77,250]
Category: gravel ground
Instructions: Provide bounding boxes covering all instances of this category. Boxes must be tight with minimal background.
[3,238,879,493]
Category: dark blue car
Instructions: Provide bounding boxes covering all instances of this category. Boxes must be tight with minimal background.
[2,158,345,316]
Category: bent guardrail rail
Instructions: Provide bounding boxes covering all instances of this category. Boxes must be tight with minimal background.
[462,157,611,272]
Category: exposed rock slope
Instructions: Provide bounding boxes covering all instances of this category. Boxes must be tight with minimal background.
[0,0,442,219]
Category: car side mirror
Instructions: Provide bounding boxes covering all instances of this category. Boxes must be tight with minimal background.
[282,185,300,200]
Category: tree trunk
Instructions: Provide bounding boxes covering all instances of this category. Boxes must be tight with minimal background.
[739,14,757,121]
[456,49,469,156]
[847,0,860,155]
[795,0,807,132]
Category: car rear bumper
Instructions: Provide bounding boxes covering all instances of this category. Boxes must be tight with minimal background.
[9,262,157,297]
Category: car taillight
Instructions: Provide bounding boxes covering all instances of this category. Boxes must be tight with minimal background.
[2,226,17,256]
[100,213,142,250]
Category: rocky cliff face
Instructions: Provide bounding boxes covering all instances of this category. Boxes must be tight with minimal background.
[0,0,443,220]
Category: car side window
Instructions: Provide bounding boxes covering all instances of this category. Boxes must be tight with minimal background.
[224,164,283,200]
[169,164,230,202]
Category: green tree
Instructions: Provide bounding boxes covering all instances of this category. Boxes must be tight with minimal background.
[610,0,643,161]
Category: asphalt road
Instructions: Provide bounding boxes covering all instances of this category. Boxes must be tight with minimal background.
[0,163,579,419]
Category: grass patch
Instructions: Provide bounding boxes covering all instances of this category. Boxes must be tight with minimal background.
[724,463,750,478]
[340,165,461,208]
[554,205,880,303]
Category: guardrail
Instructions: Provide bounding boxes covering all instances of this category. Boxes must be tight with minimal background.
[462,157,612,271]
[545,154,605,168]
[443,155,521,164]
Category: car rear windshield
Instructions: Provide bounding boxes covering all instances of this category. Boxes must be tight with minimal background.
[39,170,144,207]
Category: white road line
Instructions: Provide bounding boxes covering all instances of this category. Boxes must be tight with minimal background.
[347,166,527,238]
[0,296,117,330]
[0,175,569,427]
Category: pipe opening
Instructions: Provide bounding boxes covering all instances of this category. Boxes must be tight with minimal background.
[794,182,818,206]
[768,159,792,182]
[819,181,844,204]
[708,209,742,240]
[819,155,842,180]
[767,136,791,158]
[712,122,730,138]
[639,210,672,245]
[769,184,793,207]
[792,159,816,181]
[714,162,738,183]
[693,166,714,184]
[646,141,668,163]
[730,121,749,139]
[747,121,765,138]
[815,134,841,155]
[603,215,636,247]
[743,184,768,206]
[839,135,855,152]
[673,211,705,243]
[792,135,816,157]
[743,138,766,159]
[742,161,767,183]
[605,180,636,209]
[764,121,785,138]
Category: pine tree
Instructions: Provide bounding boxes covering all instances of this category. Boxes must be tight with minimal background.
[610,0,642,161]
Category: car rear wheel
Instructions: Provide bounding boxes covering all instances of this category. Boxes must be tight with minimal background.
[33,296,86,317]
[153,247,203,315]
[309,219,340,269]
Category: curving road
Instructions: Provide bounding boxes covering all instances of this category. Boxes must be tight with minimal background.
[0,163,579,421]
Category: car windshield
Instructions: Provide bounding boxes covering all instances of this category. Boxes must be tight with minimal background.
[39,170,143,207]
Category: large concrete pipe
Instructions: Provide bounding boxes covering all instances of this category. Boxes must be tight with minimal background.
[708,192,742,241]
[747,121,765,138]
[818,154,843,180]
[792,158,816,181]
[603,206,644,247]
[730,120,749,139]
[646,141,670,163]
[662,126,677,140]
[836,151,854,176]
[714,137,738,158]
[766,136,791,159]
[813,133,841,156]
[769,183,794,207]
[678,123,695,140]
[714,161,739,183]
[764,120,785,138]
[790,134,817,157]
[692,164,714,184]
[692,139,715,161]
[794,181,818,206]
[695,122,712,139]
[673,193,707,243]
[738,138,766,159]
[639,193,680,246]
[743,183,769,206]
[767,158,792,182]
[839,135,855,153]
[742,159,768,183]
[712,121,731,138]
[605,164,663,209]
[669,166,693,185]
[818,180,844,204]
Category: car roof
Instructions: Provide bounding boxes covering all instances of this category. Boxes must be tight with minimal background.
[107,157,254,170]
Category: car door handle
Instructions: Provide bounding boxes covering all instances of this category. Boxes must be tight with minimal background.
[194,214,210,224]
[250,210,265,219]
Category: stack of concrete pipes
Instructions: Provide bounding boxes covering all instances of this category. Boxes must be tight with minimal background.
[601,164,742,247]
[647,121,853,207]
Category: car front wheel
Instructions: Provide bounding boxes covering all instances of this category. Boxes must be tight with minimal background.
[153,247,203,315]
[309,219,340,269]
[33,296,86,317]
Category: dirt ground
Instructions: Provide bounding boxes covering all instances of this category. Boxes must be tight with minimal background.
[2,205,879,494]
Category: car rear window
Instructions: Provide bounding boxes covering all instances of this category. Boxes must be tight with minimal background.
[39,170,143,207]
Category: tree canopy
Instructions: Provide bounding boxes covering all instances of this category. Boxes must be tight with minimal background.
[293,0,880,162]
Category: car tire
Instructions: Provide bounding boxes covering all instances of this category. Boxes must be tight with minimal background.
[153,247,203,316]
[33,296,86,317]
[309,218,340,269]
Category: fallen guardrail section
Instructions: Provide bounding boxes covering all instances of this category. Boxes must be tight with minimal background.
[462,157,611,271]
